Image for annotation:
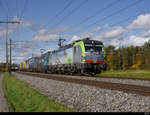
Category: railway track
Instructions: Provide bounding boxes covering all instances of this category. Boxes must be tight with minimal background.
[97,76,150,81]
[17,72,150,97]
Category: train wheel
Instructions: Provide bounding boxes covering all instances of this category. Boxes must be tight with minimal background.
[89,72,96,76]
[78,69,84,76]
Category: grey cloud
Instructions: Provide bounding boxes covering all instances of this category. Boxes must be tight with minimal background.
[142,30,150,38]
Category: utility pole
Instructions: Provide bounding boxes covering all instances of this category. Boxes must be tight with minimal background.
[9,39,12,76]
[0,16,20,72]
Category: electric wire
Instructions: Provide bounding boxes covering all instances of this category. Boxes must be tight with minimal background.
[3,0,12,19]
[53,0,89,28]
[86,0,143,29]
[14,0,29,41]
[20,0,28,19]
[73,0,143,34]
[111,3,146,27]
[16,0,19,18]
[43,0,74,29]
[71,0,121,28]
[111,13,139,27]
[14,0,20,38]
[32,0,88,46]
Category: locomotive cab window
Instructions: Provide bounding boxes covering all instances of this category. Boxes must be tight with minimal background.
[85,44,102,53]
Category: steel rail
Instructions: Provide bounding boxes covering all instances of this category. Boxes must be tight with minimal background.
[17,72,150,97]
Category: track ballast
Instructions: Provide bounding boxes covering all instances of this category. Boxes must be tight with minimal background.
[17,71,150,97]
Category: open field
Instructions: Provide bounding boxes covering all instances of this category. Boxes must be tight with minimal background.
[99,70,150,79]
[2,73,73,112]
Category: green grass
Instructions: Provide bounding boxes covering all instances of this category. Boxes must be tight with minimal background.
[2,73,74,112]
[98,70,150,79]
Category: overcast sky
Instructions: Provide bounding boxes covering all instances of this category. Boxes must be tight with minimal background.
[0,0,150,63]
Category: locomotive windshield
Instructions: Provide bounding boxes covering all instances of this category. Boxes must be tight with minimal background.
[84,44,102,53]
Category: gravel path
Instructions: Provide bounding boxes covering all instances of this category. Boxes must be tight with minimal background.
[0,74,9,112]
[13,72,150,112]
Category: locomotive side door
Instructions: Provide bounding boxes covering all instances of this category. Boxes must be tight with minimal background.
[73,45,82,63]
[73,46,77,63]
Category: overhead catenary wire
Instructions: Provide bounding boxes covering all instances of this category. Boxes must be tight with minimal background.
[32,0,89,46]
[71,0,121,28]
[111,13,140,27]
[43,0,74,29]
[110,3,147,27]
[13,0,28,33]
[15,0,19,18]
[19,0,28,19]
[32,0,75,43]
[13,0,29,40]
[3,0,12,19]
[85,0,143,30]
[53,0,89,29]
[11,40,57,47]
[73,0,143,34]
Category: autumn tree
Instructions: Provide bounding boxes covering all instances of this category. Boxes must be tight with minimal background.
[105,40,150,70]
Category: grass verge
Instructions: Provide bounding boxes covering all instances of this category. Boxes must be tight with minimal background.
[98,70,150,79]
[2,73,73,112]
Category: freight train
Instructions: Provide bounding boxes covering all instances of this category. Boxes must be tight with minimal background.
[19,38,107,76]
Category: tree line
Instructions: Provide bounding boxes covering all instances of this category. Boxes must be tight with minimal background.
[105,40,150,70]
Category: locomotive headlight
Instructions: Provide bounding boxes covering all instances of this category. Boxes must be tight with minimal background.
[81,56,86,63]
[82,59,85,62]
[102,47,104,52]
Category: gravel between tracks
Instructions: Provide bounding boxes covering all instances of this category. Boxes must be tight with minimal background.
[13,72,150,112]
